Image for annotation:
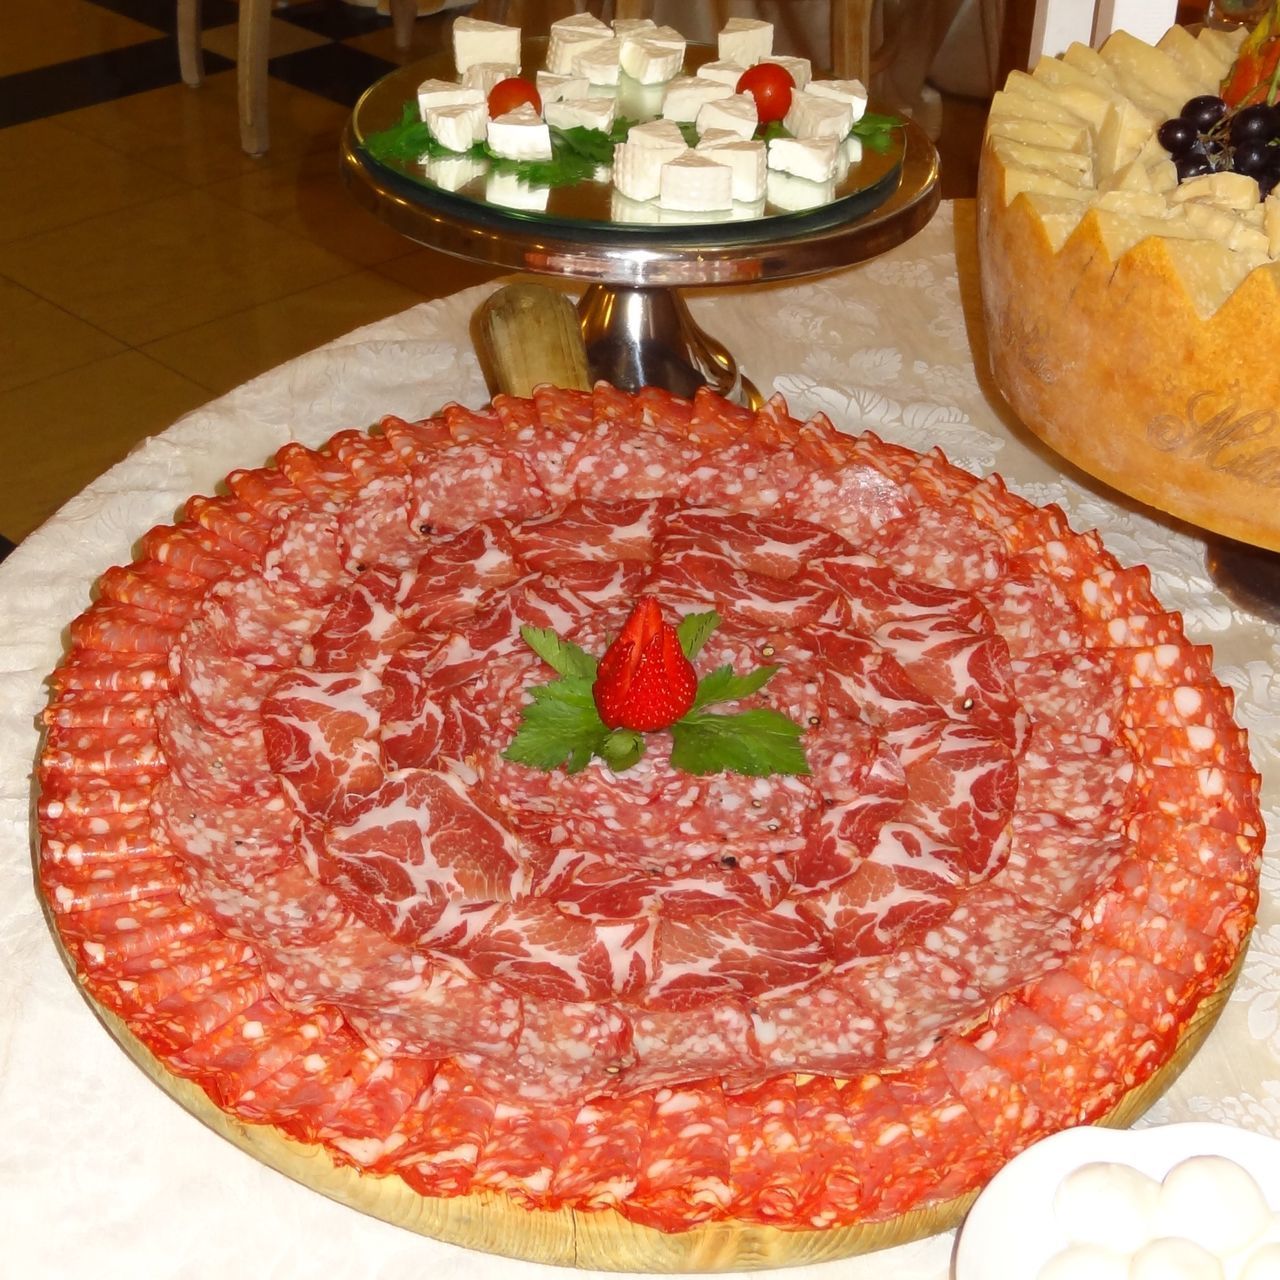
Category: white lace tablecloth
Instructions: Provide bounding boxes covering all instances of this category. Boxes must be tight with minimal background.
[3,201,1277,1280]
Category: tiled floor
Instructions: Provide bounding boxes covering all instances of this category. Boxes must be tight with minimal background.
[0,0,989,552]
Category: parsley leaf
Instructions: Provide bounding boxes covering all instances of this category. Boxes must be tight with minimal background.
[551,124,618,165]
[600,728,646,771]
[520,625,598,679]
[850,112,903,155]
[692,663,778,710]
[670,708,811,778]
[677,610,721,660]
[502,677,608,774]
[364,102,452,164]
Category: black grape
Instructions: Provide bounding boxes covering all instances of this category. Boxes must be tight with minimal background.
[1230,103,1273,144]
[1176,153,1213,180]
[1157,117,1198,155]
[1233,139,1271,175]
[1181,95,1227,131]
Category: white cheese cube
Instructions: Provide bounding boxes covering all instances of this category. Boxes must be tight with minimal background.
[425,101,487,152]
[1170,170,1262,211]
[453,17,520,75]
[620,28,686,84]
[1265,191,1280,259]
[423,155,486,192]
[547,27,613,76]
[661,76,732,123]
[842,135,863,169]
[536,71,589,103]
[573,38,622,86]
[487,103,553,161]
[718,17,773,67]
[697,59,747,88]
[549,12,610,37]
[767,169,835,211]
[463,62,518,96]
[695,134,766,202]
[767,135,839,183]
[696,93,757,140]
[659,150,733,211]
[613,122,689,200]
[416,78,484,120]
[544,96,616,133]
[784,90,854,140]
[806,77,868,123]
[764,54,811,90]
[485,170,550,211]
[612,17,656,39]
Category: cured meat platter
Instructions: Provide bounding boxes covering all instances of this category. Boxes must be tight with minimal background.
[34,379,1262,1269]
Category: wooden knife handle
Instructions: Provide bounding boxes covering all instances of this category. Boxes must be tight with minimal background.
[475,283,592,398]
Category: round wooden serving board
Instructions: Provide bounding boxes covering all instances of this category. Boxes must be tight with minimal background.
[40,872,1246,1273]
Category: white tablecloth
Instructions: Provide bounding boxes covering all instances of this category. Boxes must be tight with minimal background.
[3,202,1277,1280]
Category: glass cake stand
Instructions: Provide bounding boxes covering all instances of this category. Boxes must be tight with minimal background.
[339,44,940,407]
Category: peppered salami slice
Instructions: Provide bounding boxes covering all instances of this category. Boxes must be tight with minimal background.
[1112,641,1219,689]
[442,401,503,444]
[681,383,751,443]
[779,454,909,547]
[624,997,759,1094]
[725,1076,803,1223]
[935,1035,1043,1157]
[996,810,1128,913]
[472,1102,573,1207]
[865,504,1009,592]
[791,1074,867,1226]
[562,419,699,503]
[683,434,809,512]
[157,700,273,803]
[627,1082,731,1230]
[390,1060,494,1197]
[98,559,207,621]
[459,998,632,1107]
[1010,650,1125,736]
[1127,811,1261,886]
[550,1092,651,1209]
[261,508,347,599]
[976,573,1083,660]
[409,442,547,531]
[1018,725,1132,824]
[42,829,154,868]
[845,430,921,482]
[171,620,280,736]
[636,384,695,435]
[335,475,425,573]
[203,570,326,668]
[70,601,181,657]
[377,413,451,464]
[750,976,883,1076]
[903,447,979,506]
[532,384,594,435]
[184,493,273,558]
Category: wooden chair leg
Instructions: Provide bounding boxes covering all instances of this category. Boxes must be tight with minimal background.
[390,0,417,51]
[238,0,271,156]
[176,0,204,87]
[831,0,875,83]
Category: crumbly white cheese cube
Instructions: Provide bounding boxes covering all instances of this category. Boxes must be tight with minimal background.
[452,17,520,75]
[485,170,550,212]
[659,150,733,211]
[416,78,484,119]
[573,38,622,86]
[806,77,868,122]
[661,76,733,123]
[1170,170,1262,211]
[767,168,834,211]
[843,135,863,168]
[612,17,656,38]
[696,94,757,140]
[695,134,766,202]
[425,101,487,152]
[784,89,854,140]
[550,11,610,37]
[486,103,553,161]
[767,135,839,183]
[544,96,615,132]
[695,59,745,89]
[535,71,589,103]
[547,27,613,75]
[718,17,773,67]
[463,62,518,96]
[423,155,486,192]
[619,28,686,84]
[613,124,689,200]
[1265,191,1280,259]
[764,54,811,90]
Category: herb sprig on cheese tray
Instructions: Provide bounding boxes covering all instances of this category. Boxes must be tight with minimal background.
[503,600,810,778]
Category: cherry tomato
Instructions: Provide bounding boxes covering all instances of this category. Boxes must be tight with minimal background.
[488,76,541,118]
[736,62,795,125]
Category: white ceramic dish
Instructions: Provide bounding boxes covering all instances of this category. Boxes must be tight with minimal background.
[953,1123,1280,1280]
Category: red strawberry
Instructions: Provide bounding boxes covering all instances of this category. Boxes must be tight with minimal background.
[593,598,698,732]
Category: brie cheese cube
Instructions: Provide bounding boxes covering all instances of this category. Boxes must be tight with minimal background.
[573,38,622,86]
[764,54,811,90]
[535,70,589,103]
[613,121,688,201]
[695,134,767,202]
[767,135,839,183]
[662,75,732,123]
[453,17,520,75]
[806,78,868,123]
[612,17,656,39]
[619,27,686,84]
[416,78,485,119]
[659,151,733,211]
[425,101,487,152]
[547,27,613,76]
[463,62,518,96]
[544,96,616,133]
[784,90,854,140]
[696,93,757,140]
[718,17,773,68]
[699,60,747,90]
[767,169,835,211]
[423,155,486,192]
[550,11,610,36]
[487,103,553,161]
[485,170,550,212]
